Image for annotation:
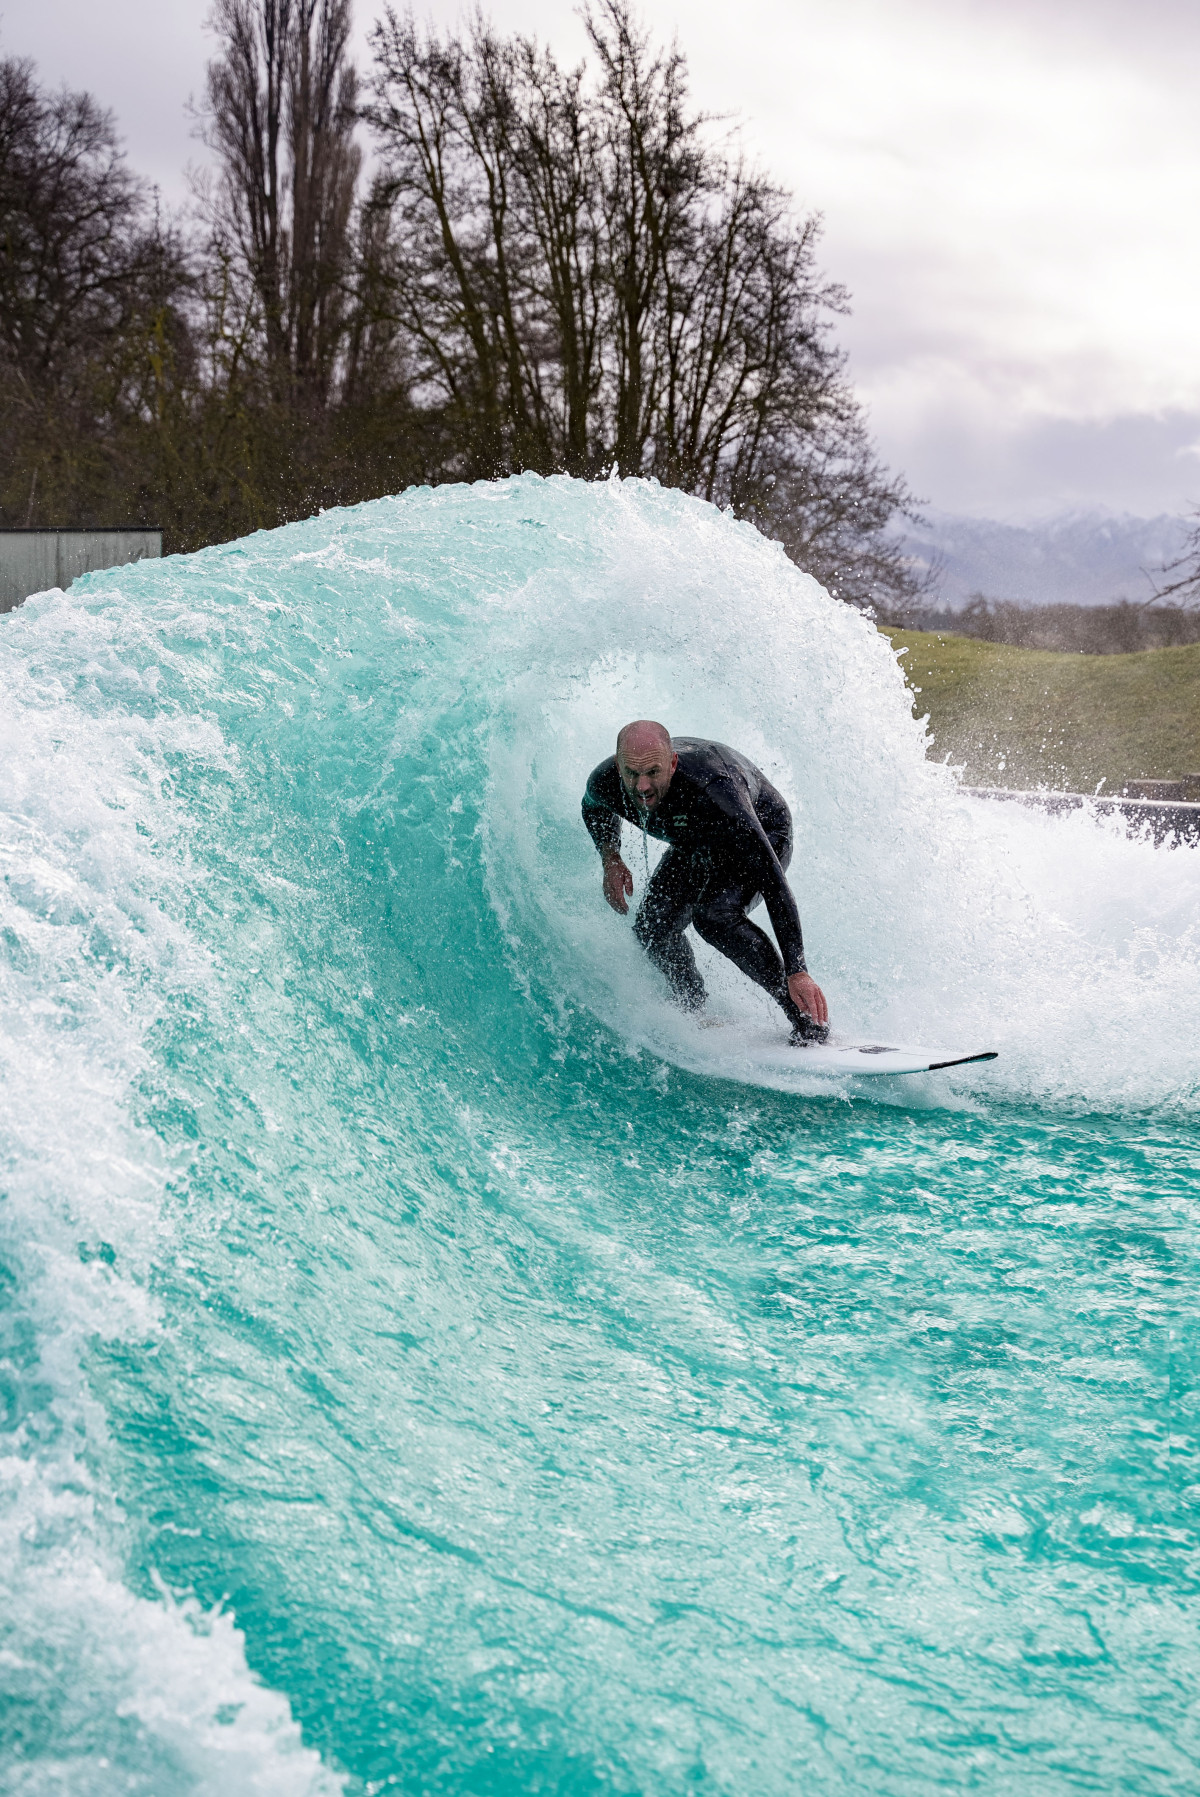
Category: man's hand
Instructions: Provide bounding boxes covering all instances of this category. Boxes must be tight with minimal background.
[602,851,634,915]
[787,970,829,1027]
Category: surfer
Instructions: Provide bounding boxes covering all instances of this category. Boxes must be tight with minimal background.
[582,721,829,1043]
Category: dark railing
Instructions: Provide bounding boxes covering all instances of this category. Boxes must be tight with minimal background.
[965,787,1200,845]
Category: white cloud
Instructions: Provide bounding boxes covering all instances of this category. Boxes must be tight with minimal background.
[675,0,1200,414]
[8,0,1200,514]
[425,0,1200,509]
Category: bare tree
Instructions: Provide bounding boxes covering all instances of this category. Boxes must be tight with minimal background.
[508,40,605,473]
[365,15,552,472]
[0,60,157,399]
[364,1,923,604]
[1153,515,1200,607]
[0,7,926,594]
[760,426,923,609]
[203,0,360,406]
[0,55,191,525]
[289,0,361,398]
[583,1,699,474]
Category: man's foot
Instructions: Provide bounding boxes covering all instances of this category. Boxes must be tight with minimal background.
[781,991,829,1045]
[789,1013,830,1046]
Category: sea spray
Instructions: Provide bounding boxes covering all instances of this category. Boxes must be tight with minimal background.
[1,476,1197,1795]
[0,621,339,1793]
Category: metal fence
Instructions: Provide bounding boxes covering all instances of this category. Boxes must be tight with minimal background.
[0,528,162,614]
[965,786,1200,845]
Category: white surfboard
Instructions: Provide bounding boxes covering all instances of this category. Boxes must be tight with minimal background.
[784,1042,998,1077]
[684,1014,998,1080]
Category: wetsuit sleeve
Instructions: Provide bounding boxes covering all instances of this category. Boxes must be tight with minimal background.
[704,774,808,975]
[581,763,623,856]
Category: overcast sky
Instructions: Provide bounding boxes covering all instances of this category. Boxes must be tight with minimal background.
[6,0,1200,521]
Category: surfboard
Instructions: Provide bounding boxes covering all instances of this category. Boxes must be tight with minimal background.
[784,1042,998,1077]
[685,1015,998,1080]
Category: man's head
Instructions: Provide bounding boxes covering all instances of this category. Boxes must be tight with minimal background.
[616,719,677,813]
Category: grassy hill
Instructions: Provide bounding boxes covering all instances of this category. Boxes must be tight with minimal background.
[879,628,1200,792]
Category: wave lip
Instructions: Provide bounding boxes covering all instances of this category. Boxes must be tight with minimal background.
[0,596,340,1795]
[2,474,1199,1793]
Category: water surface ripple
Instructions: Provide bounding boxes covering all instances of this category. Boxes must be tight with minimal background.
[2,477,1198,1795]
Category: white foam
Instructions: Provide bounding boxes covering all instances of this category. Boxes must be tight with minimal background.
[0,590,341,1795]
[482,478,1200,1111]
[3,476,1199,1789]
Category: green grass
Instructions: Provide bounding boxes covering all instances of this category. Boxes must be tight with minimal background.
[879,627,1200,792]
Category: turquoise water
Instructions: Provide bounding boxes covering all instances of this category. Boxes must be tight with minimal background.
[2,476,1199,1795]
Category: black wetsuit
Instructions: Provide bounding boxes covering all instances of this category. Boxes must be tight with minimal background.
[582,738,824,1039]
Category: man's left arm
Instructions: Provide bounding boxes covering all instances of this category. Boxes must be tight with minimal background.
[708,781,829,1026]
[753,834,829,1026]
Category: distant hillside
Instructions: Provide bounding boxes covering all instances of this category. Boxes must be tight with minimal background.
[893,509,1193,609]
[880,627,1200,792]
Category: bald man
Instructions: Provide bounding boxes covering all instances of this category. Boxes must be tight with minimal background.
[581,721,829,1043]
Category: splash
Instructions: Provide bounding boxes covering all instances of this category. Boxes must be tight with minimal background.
[2,476,1197,1795]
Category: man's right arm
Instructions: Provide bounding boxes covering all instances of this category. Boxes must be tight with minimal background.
[581,760,623,849]
[582,764,633,914]
[581,793,621,856]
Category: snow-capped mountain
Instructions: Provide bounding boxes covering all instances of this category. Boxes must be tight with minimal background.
[893,509,1194,608]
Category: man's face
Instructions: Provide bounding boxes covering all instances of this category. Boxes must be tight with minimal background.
[617,744,678,812]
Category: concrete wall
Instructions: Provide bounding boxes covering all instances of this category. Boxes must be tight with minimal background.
[0,529,162,613]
